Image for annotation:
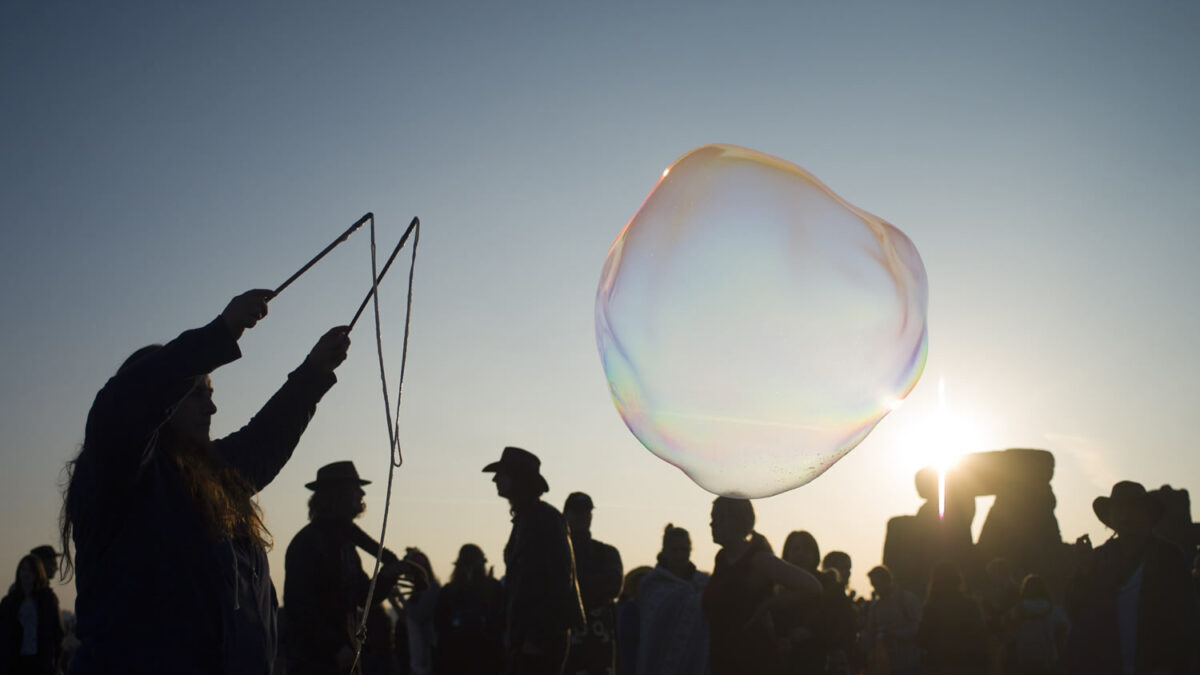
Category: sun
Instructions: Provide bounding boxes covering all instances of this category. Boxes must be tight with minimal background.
[898,377,987,517]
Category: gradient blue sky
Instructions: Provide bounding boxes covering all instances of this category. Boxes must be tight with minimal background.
[3,1,1198,609]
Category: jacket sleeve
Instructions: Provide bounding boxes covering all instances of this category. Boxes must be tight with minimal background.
[212,360,335,492]
[83,317,241,490]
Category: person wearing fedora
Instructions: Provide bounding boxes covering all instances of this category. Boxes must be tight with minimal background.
[60,289,350,675]
[283,461,407,675]
[1064,481,1197,675]
[483,446,585,675]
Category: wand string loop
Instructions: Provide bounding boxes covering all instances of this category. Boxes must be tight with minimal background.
[350,214,421,674]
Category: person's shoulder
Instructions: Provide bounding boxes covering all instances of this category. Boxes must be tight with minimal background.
[594,538,620,557]
[286,522,323,551]
[749,532,774,555]
[531,500,564,525]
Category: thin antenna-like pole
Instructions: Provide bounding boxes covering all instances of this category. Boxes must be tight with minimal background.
[273,212,373,297]
[347,216,420,331]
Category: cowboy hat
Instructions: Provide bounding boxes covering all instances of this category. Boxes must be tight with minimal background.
[482,446,550,492]
[305,461,371,491]
[1093,481,1164,528]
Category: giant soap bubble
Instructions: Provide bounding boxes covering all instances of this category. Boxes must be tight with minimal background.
[596,144,928,498]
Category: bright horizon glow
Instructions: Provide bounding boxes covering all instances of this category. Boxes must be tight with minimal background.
[897,377,986,518]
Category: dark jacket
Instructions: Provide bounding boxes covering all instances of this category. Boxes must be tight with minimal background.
[502,501,585,652]
[433,576,505,675]
[566,535,623,674]
[68,317,335,675]
[283,519,373,675]
[1065,535,1197,675]
[0,588,64,675]
[916,593,987,671]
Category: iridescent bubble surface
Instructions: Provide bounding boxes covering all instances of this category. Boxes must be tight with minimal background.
[596,144,928,498]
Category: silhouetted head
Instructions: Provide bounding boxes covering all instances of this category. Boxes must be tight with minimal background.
[30,545,58,579]
[1019,574,1050,602]
[782,530,820,573]
[306,461,370,522]
[451,543,488,586]
[563,492,594,539]
[985,558,1013,584]
[867,565,893,595]
[119,345,216,448]
[658,523,692,573]
[1093,481,1163,539]
[619,566,654,602]
[710,497,755,548]
[927,561,965,600]
[483,446,549,507]
[822,550,851,587]
[13,555,47,599]
[405,548,438,586]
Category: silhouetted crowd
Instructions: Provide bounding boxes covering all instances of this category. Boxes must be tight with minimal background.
[4,291,1200,675]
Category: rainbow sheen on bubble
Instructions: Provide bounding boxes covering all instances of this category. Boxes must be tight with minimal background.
[596,144,928,498]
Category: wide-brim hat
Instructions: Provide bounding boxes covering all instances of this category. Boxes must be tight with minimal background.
[1093,481,1164,528]
[305,461,371,491]
[483,446,550,492]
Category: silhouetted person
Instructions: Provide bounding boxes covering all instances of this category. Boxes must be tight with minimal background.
[2,546,65,672]
[401,548,440,675]
[980,558,1018,673]
[1008,574,1067,675]
[635,524,709,675]
[483,446,585,675]
[60,289,350,675]
[562,492,623,675]
[433,544,504,675]
[284,461,405,675]
[916,561,986,675]
[1064,481,1197,675]
[702,497,821,675]
[863,565,920,675]
[772,530,857,675]
[615,566,652,675]
[822,551,854,599]
[1,555,64,675]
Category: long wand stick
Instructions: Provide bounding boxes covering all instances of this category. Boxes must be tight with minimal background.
[347,216,420,331]
[272,212,373,297]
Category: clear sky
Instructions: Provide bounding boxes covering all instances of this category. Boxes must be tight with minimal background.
[2,1,1198,611]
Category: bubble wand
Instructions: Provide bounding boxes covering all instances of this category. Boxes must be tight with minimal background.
[272,212,373,297]
[347,216,420,332]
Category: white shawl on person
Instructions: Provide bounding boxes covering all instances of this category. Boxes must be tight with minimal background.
[637,565,710,675]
